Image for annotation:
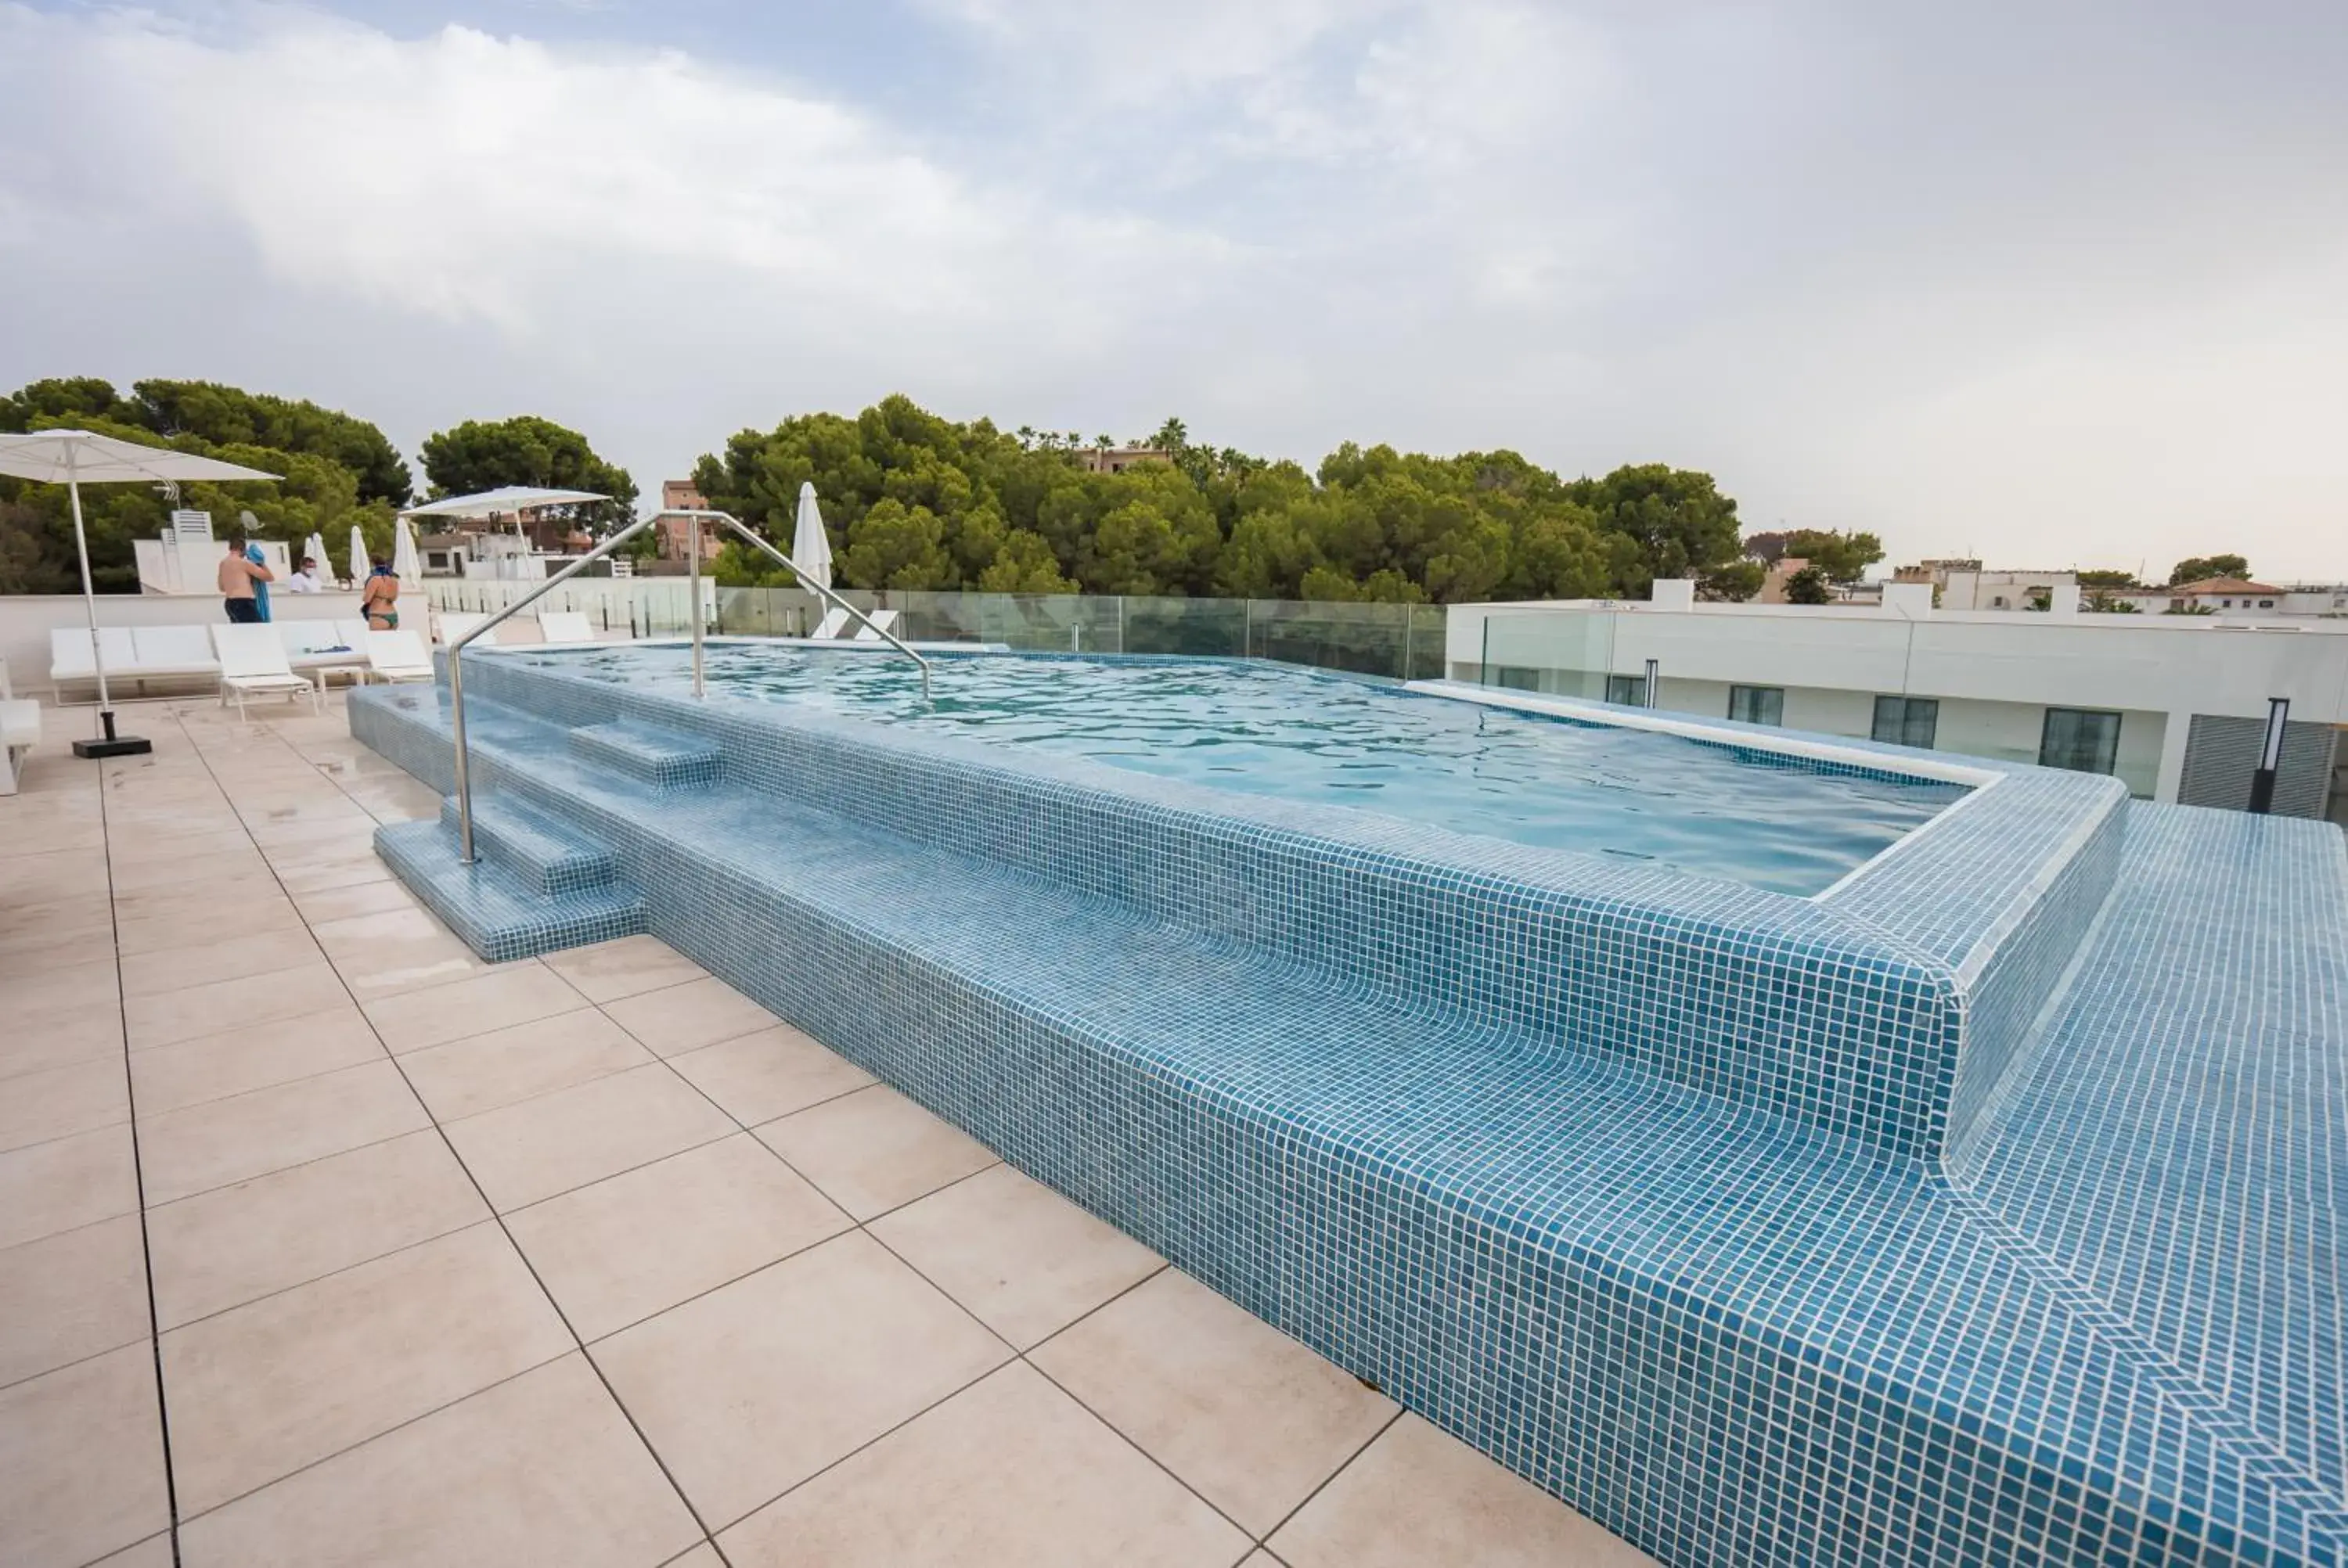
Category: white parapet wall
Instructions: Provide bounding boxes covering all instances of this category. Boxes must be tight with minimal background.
[0,592,367,696]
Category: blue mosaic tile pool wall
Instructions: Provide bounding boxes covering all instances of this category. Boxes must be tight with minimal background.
[439,653,2120,1163]
[348,684,2346,1567]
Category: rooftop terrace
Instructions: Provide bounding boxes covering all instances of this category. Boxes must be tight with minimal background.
[0,689,1653,1567]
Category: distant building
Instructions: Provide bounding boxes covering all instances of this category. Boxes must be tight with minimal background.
[1074,447,1172,476]
[656,479,724,562]
[2166,577,2284,612]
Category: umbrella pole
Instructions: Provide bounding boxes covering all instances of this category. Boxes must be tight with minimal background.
[65,464,152,759]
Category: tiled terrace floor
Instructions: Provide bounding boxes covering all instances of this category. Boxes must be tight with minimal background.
[2,689,1654,1568]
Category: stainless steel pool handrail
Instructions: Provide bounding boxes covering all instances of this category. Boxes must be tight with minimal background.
[448,517,652,865]
[654,508,933,703]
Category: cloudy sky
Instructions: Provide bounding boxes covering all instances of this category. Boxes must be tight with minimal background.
[2,0,2343,578]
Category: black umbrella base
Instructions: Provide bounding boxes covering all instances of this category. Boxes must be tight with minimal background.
[75,709,153,757]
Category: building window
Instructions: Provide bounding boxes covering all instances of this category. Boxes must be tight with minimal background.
[1871,696,1939,750]
[2259,599,2274,609]
[2040,708,2121,775]
[1727,685,1784,726]
[1606,674,1647,707]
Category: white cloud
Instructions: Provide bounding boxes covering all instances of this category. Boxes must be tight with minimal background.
[0,1,2343,580]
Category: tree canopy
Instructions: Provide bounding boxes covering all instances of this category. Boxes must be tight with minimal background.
[0,376,404,595]
[691,394,1748,602]
[419,415,637,530]
[2168,553,2251,585]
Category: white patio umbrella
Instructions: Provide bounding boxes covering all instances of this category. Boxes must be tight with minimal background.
[790,481,833,592]
[402,485,609,530]
[348,523,367,586]
[0,430,278,757]
[393,515,424,583]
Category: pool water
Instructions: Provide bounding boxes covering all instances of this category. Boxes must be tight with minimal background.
[544,646,1965,895]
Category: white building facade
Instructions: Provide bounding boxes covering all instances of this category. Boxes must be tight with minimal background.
[1449,583,2348,819]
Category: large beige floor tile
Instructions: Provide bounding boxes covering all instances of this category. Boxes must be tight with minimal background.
[0,1004,125,1080]
[509,1135,850,1341]
[274,847,398,894]
[138,1058,430,1205]
[0,1342,171,1568]
[602,975,778,1058]
[667,1024,873,1126]
[162,1221,573,1516]
[310,906,506,997]
[129,1002,384,1117]
[7,847,110,901]
[89,1531,176,1566]
[755,1084,998,1221]
[399,1008,651,1122]
[0,1056,129,1153]
[593,1231,1010,1529]
[290,876,424,924]
[1029,1270,1395,1536]
[872,1163,1165,1349]
[124,960,354,1049]
[0,1124,139,1250]
[1269,1414,1657,1566]
[118,926,322,1000]
[9,954,121,1018]
[720,1363,1248,1568]
[108,844,268,894]
[441,1062,736,1212]
[661,1547,723,1567]
[542,934,707,1004]
[149,1129,490,1329]
[177,1354,702,1568]
[113,894,308,958]
[0,1214,150,1387]
[0,894,113,961]
[362,963,585,1052]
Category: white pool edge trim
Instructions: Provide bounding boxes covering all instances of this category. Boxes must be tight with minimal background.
[1404,679,2003,788]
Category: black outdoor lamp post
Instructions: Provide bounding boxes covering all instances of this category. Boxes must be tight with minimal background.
[2248,696,2289,815]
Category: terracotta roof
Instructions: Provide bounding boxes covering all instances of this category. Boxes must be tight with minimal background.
[2170,577,2281,595]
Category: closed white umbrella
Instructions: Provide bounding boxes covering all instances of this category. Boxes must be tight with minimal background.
[348,523,368,586]
[393,515,423,583]
[0,430,277,757]
[790,481,833,592]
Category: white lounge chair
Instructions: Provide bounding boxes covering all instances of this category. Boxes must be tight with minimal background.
[49,627,137,692]
[850,607,902,642]
[808,607,850,640]
[436,612,499,648]
[364,631,435,684]
[538,611,596,646]
[128,626,225,687]
[1,659,38,797]
[211,624,322,717]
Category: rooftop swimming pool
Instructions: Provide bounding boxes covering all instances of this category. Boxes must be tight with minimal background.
[531,642,1966,895]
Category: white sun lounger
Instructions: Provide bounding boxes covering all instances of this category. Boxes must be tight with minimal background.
[538,611,596,646]
[49,627,139,692]
[2,659,38,797]
[275,620,366,677]
[211,624,322,717]
[436,612,499,647]
[128,626,225,685]
[364,630,435,684]
[850,607,902,642]
[808,607,851,640]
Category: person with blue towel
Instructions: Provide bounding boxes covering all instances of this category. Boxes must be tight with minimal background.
[239,510,272,622]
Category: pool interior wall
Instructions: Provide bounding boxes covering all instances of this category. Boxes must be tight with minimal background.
[349,651,2346,1567]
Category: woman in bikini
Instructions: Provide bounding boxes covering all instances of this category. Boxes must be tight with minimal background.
[362,561,401,631]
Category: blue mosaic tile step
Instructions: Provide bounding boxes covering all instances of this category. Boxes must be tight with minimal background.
[434,792,618,895]
[565,720,720,790]
[348,678,2348,1566]
[373,816,645,962]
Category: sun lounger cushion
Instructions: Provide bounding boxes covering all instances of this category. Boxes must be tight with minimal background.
[850,608,901,642]
[50,627,137,682]
[131,626,223,675]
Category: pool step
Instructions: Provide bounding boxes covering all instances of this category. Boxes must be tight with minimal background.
[436,793,618,895]
[567,721,720,791]
[374,818,646,963]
